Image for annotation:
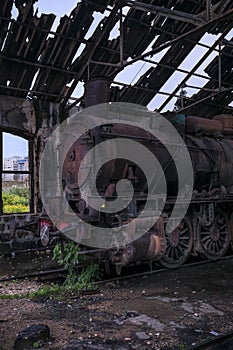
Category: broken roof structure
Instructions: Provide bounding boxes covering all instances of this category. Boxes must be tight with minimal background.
[0,0,233,118]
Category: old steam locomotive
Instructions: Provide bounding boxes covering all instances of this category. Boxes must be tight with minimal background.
[51,101,233,274]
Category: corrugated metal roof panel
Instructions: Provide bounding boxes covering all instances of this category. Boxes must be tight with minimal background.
[0,0,232,116]
[0,0,13,50]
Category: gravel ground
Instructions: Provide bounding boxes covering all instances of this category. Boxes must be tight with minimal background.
[0,256,233,349]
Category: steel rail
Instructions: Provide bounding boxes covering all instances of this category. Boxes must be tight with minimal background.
[2,252,232,284]
[0,267,67,282]
[186,330,233,350]
[94,254,233,285]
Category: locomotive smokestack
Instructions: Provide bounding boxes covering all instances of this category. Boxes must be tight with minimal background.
[84,78,110,107]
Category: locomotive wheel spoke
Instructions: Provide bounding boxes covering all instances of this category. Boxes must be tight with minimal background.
[199,208,230,260]
[160,216,193,268]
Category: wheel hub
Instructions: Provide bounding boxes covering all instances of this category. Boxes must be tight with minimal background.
[168,229,180,247]
[210,227,219,242]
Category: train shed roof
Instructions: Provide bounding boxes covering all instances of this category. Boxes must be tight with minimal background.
[0,0,233,117]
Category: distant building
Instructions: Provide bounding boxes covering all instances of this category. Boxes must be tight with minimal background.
[3,156,20,180]
[17,157,29,180]
[3,156,29,186]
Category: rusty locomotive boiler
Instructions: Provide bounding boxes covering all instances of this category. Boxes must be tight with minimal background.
[60,110,233,273]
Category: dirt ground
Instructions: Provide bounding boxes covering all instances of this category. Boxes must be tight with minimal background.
[1,255,233,350]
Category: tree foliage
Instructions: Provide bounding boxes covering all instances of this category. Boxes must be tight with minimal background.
[3,188,30,213]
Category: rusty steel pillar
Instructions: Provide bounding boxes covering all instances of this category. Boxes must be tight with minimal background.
[84,78,111,108]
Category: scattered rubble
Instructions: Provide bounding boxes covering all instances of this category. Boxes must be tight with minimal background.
[14,324,50,350]
[0,259,233,349]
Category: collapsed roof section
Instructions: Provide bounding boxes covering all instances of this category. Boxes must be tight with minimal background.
[0,0,232,117]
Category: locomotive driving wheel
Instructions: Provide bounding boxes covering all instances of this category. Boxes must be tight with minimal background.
[160,216,193,268]
[198,208,230,260]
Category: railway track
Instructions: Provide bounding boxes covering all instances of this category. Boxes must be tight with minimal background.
[186,330,233,350]
[0,267,67,282]
[1,251,233,349]
[1,252,233,284]
[95,253,233,285]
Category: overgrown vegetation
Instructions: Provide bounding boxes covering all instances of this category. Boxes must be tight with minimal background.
[0,284,63,300]
[0,293,21,299]
[0,241,102,300]
[53,241,102,290]
[31,241,101,299]
[29,284,64,299]
[2,187,30,213]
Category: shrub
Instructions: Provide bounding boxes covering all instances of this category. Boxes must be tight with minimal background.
[2,188,30,213]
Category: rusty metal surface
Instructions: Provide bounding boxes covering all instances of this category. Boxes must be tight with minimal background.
[0,0,232,115]
[84,78,111,107]
[62,115,233,206]
[213,114,233,134]
[185,116,223,136]
[60,114,233,268]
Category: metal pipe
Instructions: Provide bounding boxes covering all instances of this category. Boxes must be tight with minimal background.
[84,78,110,107]
[126,0,204,25]
[61,3,120,107]
[218,42,222,92]
[119,5,124,66]
[113,80,181,98]
[206,0,212,21]
[143,58,210,82]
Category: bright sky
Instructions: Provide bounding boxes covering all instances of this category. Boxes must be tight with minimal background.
[12,1,79,21]
[3,133,28,158]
